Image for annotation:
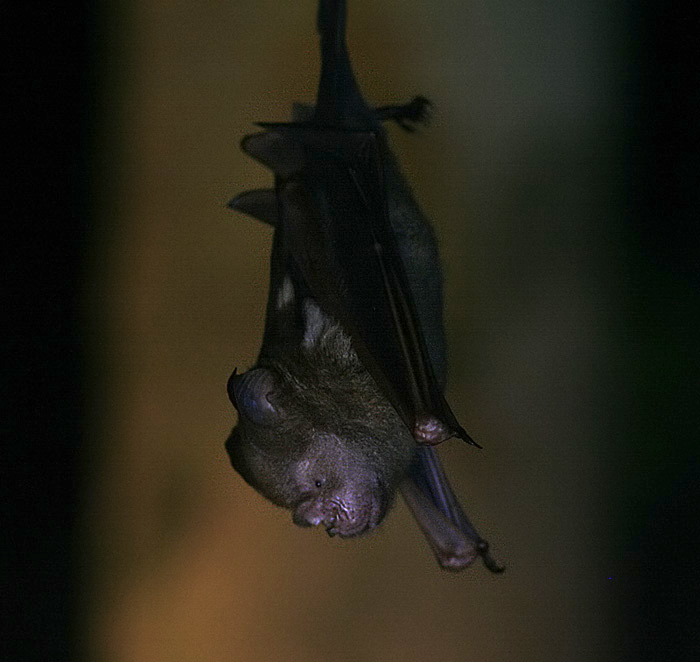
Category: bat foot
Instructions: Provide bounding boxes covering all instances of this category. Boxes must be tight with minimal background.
[437,550,479,572]
[397,95,432,129]
[435,539,505,573]
[374,96,433,132]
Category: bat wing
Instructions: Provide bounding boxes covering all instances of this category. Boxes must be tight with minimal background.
[227,188,277,226]
[255,123,476,447]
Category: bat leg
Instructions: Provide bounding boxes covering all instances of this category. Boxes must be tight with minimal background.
[401,478,478,570]
[374,95,432,132]
[402,447,504,572]
[228,188,278,226]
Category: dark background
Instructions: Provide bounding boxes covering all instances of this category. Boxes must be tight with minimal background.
[6,2,95,660]
[6,1,699,660]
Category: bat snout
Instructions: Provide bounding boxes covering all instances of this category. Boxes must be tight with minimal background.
[292,492,383,538]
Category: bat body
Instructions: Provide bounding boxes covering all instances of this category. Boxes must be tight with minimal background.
[226,0,502,571]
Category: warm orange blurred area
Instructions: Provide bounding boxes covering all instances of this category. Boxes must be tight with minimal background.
[82,1,623,660]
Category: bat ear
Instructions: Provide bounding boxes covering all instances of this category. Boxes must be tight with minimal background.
[227,367,281,425]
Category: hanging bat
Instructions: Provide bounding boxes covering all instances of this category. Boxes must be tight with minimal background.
[224,0,502,572]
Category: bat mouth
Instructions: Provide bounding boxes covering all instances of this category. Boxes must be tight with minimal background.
[292,492,386,538]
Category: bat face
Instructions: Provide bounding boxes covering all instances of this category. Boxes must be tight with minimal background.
[225,310,414,537]
[227,421,390,537]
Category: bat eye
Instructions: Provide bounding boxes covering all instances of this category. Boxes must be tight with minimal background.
[227,367,280,425]
[314,479,323,489]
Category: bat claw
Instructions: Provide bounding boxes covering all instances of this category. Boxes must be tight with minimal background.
[476,539,506,573]
[374,95,433,132]
[481,555,506,574]
[395,119,416,133]
[404,95,432,124]
[394,95,432,132]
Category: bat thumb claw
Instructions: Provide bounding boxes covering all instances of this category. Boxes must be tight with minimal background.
[413,416,452,445]
[413,417,482,449]
[460,429,482,449]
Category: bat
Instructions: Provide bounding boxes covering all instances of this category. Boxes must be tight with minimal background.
[224,0,503,572]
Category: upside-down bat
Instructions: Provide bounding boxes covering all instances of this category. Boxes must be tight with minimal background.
[224,0,502,572]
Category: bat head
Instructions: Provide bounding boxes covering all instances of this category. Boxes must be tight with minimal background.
[225,336,414,538]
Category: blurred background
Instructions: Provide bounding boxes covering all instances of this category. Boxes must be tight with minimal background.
[8,0,699,660]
